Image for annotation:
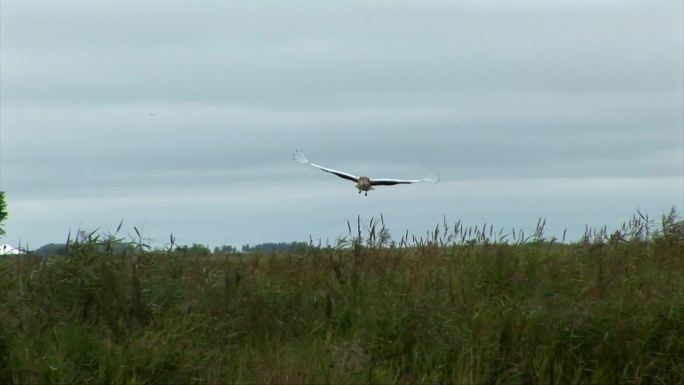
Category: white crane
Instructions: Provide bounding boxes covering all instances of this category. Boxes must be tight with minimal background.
[293,150,439,196]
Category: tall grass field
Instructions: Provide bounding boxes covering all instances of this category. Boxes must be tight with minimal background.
[1,210,683,384]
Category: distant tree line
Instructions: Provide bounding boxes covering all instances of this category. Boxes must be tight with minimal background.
[239,241,309,254]
[213,245,238,254]
[29,241,311,257]
[33,242,131,257]
[33,243,69,257]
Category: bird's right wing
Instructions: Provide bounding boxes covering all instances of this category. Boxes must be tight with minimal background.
[293,150,359,182]
[371,173,440,186]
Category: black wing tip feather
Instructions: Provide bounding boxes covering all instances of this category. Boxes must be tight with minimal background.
[370,180,413,186]
[324,169,358,182]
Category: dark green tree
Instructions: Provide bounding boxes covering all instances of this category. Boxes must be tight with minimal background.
[0,192,7,237]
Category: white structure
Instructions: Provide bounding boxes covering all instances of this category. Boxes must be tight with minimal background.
[1,244,26,255]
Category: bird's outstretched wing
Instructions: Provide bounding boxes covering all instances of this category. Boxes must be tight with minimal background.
[371,173,440,186]
[293,150,359,182]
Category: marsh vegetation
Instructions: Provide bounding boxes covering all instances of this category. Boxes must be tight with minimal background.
[1,210,683,384]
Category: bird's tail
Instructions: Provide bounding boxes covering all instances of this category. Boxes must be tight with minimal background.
[422,173,440,184]
[293,150,310,165]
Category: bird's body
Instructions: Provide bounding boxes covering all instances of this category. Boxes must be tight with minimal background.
[293,150,439,196]
[356,176,373,194]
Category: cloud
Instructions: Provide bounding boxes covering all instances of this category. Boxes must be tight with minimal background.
[2,1,681,106]
[0,0,681,247]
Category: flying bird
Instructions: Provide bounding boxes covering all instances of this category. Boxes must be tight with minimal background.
[293,150,439,196]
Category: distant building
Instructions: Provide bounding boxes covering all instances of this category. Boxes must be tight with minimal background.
[0,244,27,255]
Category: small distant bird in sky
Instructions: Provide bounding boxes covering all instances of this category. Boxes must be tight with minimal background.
[294,150,439,196]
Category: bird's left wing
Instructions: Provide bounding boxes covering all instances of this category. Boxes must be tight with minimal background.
[371,173,440,186]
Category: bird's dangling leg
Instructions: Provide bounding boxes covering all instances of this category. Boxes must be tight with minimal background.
[364,191,368,196]
[358,190,362,194]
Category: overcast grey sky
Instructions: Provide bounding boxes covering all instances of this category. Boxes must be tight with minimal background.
[1,0,682,248]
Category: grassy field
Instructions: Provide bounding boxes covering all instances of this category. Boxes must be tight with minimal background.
[1,211,683,384]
